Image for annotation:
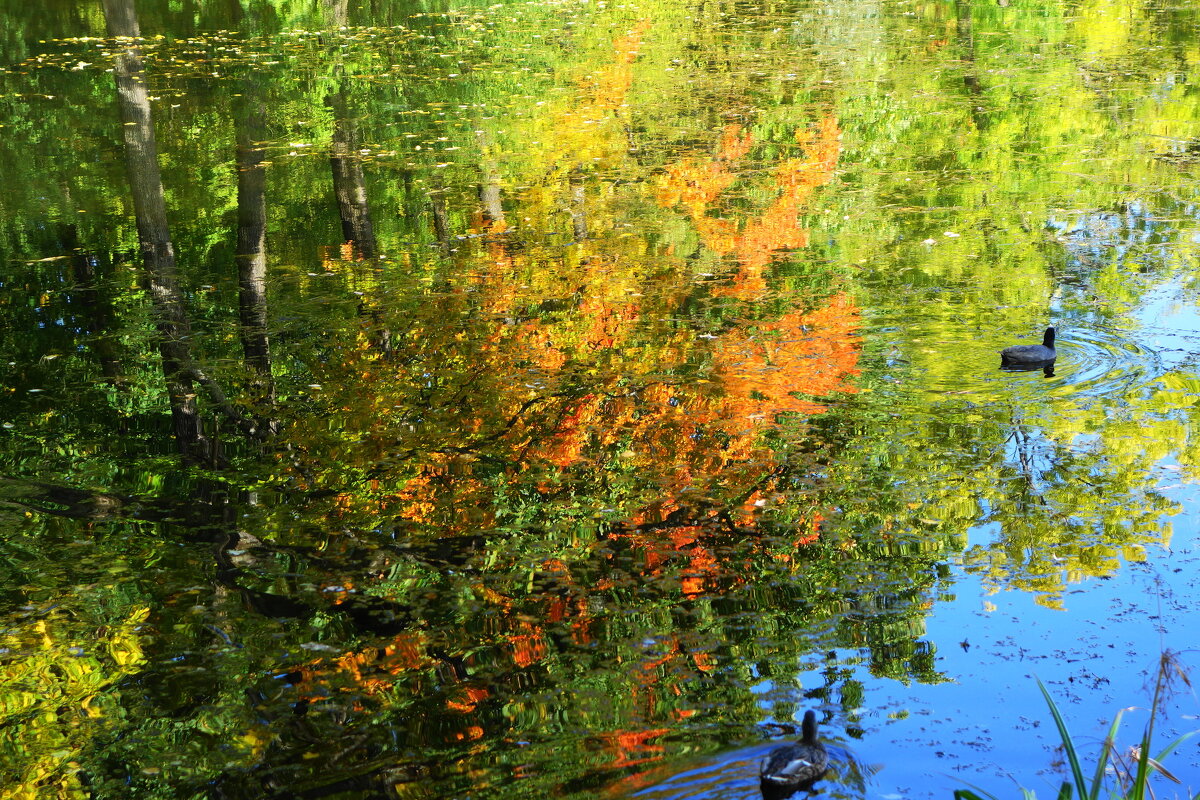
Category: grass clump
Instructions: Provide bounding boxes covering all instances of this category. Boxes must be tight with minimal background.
[956,651,1198,800]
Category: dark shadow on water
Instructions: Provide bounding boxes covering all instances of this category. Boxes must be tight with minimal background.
[999,359,1055,378]
[760,778,819,800]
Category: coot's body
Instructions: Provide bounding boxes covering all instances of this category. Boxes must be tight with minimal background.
[1000,327,1056,364]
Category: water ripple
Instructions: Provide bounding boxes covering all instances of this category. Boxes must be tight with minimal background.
[862,319,1170,406]
[1043,326,1164,400]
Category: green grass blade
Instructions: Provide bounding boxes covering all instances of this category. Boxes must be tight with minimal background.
[955,777,1012,800]
[1039,678,1089,798]
[955,782,1002,800]
[1087,707,1123,800]
[1130,730,1152,800]
[1055,781,1073,800]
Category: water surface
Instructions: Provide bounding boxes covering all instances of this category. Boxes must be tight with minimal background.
[1,0,1199,798]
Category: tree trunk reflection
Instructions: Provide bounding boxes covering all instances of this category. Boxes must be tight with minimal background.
[102,0,215,464]
[234,90,275,403]
[327,90,378,260]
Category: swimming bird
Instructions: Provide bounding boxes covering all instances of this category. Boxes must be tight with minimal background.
[760,710,829,793]
[1000,326,1056,365]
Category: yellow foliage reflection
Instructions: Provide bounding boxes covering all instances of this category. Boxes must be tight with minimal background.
[0,607,149,798]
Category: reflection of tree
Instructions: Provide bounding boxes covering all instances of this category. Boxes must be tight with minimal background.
[101,0,275,461]
[965,411,1176,608]
[289,44,856,533]
[170,501,951,799]
[327,89,378,260]
[657,118,841,299]
[0,602,148,797]
[57,18,897,797]
[0,452,949,799]
[233,88,274,400]
[477,132,508,232]
[103,0,214,463]
[10,0,1199,796]
[324,0,377,261]
[296,199,857,540]
[814,388,1177,610]
[192,23,908,799]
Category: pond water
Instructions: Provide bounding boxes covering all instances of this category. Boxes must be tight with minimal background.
[2,0,1200,798]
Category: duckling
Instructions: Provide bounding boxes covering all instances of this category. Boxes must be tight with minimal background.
[1000,326,1056,365]
[760,710,829,792]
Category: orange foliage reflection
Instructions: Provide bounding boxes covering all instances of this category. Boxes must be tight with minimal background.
[658,116,841,299]
[288,24,857,750]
